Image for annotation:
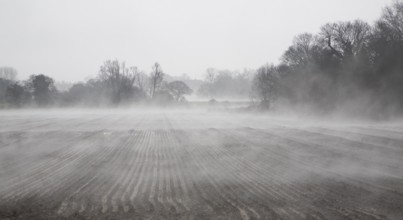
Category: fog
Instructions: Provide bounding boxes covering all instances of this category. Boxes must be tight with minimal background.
[1,0,403,219]
[1,108,403,219]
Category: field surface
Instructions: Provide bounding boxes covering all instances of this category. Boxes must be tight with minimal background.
[0,110,403,220]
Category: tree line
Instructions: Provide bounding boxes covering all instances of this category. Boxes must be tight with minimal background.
[0,61,193,108]
[251,1,403,118]
[1,1,401,117]
[197,68,253,99]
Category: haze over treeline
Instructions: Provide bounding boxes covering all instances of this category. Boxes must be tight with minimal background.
[251,0,403,119]
[0,1,402,119]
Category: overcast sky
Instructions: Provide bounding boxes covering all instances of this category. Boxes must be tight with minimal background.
[0,0,394,82]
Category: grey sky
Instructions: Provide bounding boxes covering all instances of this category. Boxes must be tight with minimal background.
[0,0,394,82]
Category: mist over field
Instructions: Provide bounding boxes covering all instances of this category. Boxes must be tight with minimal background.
[1,109,403,220]
[1,0,403,219]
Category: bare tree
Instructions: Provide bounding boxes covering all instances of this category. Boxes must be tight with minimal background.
[205,68,217,83]
[375,1,403,41]
[130,67,148,93]
[99,60,137,103]
[320,20,372,59]
[251,64,279,109]
[149,62,164,98]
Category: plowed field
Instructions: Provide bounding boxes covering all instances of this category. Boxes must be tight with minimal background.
[1,110,403,219]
